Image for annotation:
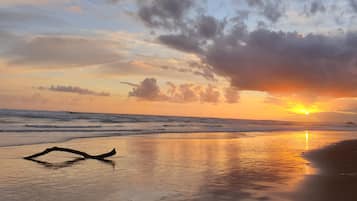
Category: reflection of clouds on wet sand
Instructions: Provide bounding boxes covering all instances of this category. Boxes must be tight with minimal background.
[1,131,357,201]
[125,132,355,201]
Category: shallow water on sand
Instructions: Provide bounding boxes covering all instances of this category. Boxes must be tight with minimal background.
[1,131,357,201]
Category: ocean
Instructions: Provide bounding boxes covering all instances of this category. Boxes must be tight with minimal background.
[1,109,357,201]
[0,109,356,147]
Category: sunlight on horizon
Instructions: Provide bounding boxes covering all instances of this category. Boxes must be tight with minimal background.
[289,104,320,116]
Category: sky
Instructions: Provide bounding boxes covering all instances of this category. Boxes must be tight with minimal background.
[0,0,357,122]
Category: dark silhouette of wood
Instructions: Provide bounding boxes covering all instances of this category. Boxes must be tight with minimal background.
[26,157,85,169]
[26,157,116,169]
[23,146,116,160]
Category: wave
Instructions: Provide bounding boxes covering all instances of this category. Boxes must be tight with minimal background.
[0,129,145,133]
[25,125,102,128]
[0,109,356,135]
[0,109,304,125]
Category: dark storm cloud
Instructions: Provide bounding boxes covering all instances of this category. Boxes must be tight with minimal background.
[38,85,110,96]
[157,15,224,53]
[204,29,357,97]
[309,1,326,15]
[303,0,326,16]
[162,27,357,97]
[137,0,193,30]
[134,0,357,98]
[247,0,264,7]
[196,15,222,38]
[350,0,357,12]
[261,1,283,22]
[136,0,223,53]
[137,0,224,39]
[158,34,203,53]
[245,0,285,23]
[140,16,357,98]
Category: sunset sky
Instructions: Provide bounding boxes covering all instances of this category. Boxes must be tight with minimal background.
[0,0,357,122]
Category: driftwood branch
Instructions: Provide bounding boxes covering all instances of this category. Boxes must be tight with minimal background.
[26,157,116,169]
[25,157,86,169]
[23,146,116,160]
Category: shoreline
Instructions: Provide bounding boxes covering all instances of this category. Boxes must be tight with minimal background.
[295,139,357,201]
[2,128,357,148]
[1,130,357,201]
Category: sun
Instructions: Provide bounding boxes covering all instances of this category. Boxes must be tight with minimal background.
[289,104,319,116]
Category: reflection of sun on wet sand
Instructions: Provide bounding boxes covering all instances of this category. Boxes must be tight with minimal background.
[2,131,357,201]
[296,140,357,201]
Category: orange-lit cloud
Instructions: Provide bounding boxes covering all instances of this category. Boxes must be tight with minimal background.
[37,85,110,96]
[122,77,237,104]
[137,0,357,99]
[1,0,357,122]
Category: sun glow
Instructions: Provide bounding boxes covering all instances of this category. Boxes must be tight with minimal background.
[289,104,320,115]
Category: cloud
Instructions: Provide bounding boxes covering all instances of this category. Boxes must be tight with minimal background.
[134,1,357,99]
[224,87,240,103]
[128,78,167,101]
[0,30,213,80]
[331,98,357,113]
[120,81,138,87]
[196,15,222,38]
[160,60,216,81]
[350,0,357,12]
[166,82,200,102]
[137,0,194,30]
[158,34,203,53]
[245,0,285,23]
[2,34,120,68]
[124,78,223,103]
[312,112,357,122]
[38,85,110,96]
[0,31,23,52]
[0,8,63,29]
[199,85,220,103]
[204,29,357,97]
[0,0,64,6]
[156,14,225,53]
[140,18,357,98]
[307,1,326,15]
[107,0,121,4]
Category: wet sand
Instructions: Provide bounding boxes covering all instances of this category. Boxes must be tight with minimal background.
[295,140,357,201]
[1,131,357,201]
